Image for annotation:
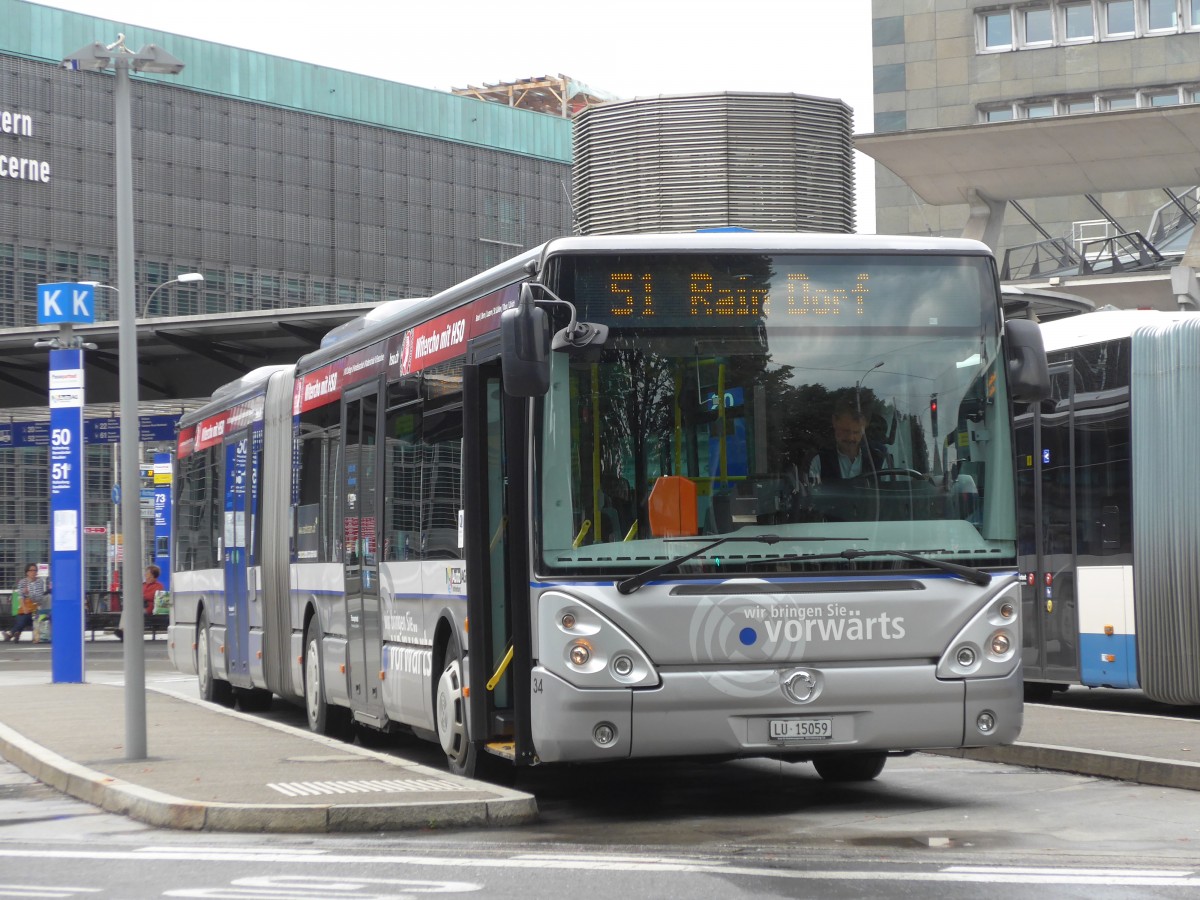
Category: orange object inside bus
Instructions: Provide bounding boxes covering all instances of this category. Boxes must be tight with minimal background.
[648,476,698,537]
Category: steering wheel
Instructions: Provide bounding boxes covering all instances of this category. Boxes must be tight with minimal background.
[848,468,932,484]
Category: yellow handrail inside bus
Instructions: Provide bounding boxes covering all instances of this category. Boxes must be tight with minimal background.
[573,519,592,548]
[487,645,514,691]
[489,516,507,552]
[623,520,638,542]
[592,362,601,542]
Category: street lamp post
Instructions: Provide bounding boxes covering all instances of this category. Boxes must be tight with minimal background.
[64,34,185,761]
[142,272,205,317]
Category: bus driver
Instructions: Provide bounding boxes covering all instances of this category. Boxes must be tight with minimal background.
[808,396,885,484]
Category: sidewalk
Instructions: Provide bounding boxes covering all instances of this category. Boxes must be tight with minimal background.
[0,679,536,833]
[933,702,1200,791]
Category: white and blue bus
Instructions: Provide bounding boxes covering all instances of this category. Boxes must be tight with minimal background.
[1019,309,1200,704]
[169,232,1048,781]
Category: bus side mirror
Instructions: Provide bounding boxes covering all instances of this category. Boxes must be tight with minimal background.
[500,284,550,397]
[1004,318,1050,403]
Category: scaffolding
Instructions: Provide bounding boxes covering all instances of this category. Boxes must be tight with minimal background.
[452,74,615,119]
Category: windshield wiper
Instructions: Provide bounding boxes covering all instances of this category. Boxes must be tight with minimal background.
[616,534,853,595]
[749,548,992,586]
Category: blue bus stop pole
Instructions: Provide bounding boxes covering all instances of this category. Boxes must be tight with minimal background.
[48,345,85,682]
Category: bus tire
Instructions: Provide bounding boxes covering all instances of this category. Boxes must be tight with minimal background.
[304,619,351,738]
[197,609,234,708]
[436,630,482,778]
[813,752,887,782]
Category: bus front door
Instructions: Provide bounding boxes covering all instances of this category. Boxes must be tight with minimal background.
[342,386,386,725]
[222,431,253,687]
[462,359,527,764]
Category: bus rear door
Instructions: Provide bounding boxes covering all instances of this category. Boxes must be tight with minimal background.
[222,430,253,687]
[1020,361,1081,689]
[342,384,386,725]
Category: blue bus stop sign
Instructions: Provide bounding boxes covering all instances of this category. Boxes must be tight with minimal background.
[37,282,96,325]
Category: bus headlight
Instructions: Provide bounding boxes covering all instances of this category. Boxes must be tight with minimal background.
[569,641,591,667]
[936,583,1022,680]
[538,592,659,689]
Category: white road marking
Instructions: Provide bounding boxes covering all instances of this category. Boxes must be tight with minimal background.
[0,849,1194,886]
[164,874,481,898]
[0,886,100,899]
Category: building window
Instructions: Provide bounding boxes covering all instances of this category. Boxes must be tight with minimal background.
[21,246,46,274]
[232,271,254,312]
[286,278,306,304]
[1103,94,1138,109]
[259,274,281,308]
[1102,0,1136,35]
[984,0,1196,51]
[53,250,78,277]
[1023,6,1054,42]
[1062,1,1097,38]
[1145,89,1181,105]
[983,10,1015,48]
[1146,0,1177,29]
[979,80,1197,122]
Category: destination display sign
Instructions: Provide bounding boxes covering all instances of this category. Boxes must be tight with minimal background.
[561,253,990,328]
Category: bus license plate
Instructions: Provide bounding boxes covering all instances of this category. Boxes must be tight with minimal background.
[769,718,832,741]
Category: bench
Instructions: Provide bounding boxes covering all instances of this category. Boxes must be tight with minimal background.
[84,612,170,640]
[0,612,169,642]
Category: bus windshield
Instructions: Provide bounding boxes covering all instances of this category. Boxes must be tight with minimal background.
[537,252,1016,578]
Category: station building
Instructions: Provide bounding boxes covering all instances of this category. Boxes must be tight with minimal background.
[864,0,1200,309]
[0,0,573,586]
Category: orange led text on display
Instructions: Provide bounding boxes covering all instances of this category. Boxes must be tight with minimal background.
[606,272,870,318]
[608,272,655,316]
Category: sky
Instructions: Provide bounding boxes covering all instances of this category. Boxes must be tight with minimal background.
[43,0,877,231]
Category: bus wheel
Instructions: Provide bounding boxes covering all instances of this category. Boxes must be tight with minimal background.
[197,610,233,707]
[436,631,479,778]
[304,619,351,738]
[813,752,887,782]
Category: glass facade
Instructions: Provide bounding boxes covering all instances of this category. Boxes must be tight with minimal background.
[1,55,572,326]
[0,48,573,589]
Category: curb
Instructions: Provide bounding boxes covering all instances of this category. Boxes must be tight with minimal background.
[927,742,1200,792]
[0,698,538,832]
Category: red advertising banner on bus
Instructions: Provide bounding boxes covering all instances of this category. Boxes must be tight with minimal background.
[293,341,389,415]
[178,395,266,458]
[293,282,521,412]
[394,284,520,377]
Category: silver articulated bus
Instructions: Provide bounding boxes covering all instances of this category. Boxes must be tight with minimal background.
[1019,309,1200,705]
[169,232,1049,781]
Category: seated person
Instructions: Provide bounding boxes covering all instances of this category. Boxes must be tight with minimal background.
[808,397,886,484]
